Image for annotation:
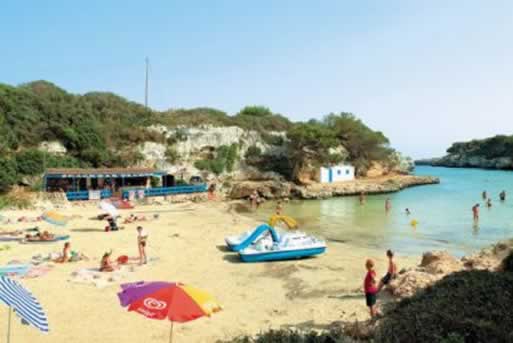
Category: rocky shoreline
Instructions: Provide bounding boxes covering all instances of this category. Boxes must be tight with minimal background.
[228,174,440,200]
[416,155,513,170]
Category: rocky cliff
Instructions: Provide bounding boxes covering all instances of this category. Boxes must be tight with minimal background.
[417,134,513,170]
[416,155,513,169]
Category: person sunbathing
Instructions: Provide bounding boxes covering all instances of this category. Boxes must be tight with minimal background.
[123,214,147,224]
[54,242,71,263]
[100,251,116,272]
[25,231,54,241]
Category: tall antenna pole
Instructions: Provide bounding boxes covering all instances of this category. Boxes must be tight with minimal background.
[145,57,149,108]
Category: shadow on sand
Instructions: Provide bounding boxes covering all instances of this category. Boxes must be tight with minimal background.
[71,228,106,233]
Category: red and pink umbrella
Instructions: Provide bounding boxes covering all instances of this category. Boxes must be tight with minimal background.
[118,281,221,342]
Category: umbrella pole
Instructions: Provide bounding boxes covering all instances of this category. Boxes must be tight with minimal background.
[169,321,173,343]
[7,308,12,343]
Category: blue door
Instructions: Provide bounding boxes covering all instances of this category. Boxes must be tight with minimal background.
[328,168,333,183]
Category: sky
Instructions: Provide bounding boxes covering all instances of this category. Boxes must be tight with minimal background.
[1,1,512,158]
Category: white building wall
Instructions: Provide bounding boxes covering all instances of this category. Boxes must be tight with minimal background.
[319,165,355,183]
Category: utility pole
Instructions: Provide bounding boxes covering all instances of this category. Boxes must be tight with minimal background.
[145,57,149,108]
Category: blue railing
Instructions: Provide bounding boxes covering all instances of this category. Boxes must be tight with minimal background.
[122,184,207,199]
[65,191,89,201]
[65,189,113,201]
[66,185,206,201]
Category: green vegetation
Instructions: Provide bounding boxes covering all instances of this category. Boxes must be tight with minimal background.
[0,80,396,192]
[376,270,513,343]
[446,135,513,159]
[162,106,293,133]
[221,327,356,343]
[286,113,392,179]
[195,144,239,175]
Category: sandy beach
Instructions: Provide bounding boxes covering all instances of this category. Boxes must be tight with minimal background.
[0,201,416,342]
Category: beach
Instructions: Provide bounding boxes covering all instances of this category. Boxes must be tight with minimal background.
[0,201,416,343]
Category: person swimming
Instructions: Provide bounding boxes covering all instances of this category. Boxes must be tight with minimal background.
[405,208,411,215]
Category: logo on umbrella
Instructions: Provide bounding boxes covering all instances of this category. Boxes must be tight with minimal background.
[144,298,167,310]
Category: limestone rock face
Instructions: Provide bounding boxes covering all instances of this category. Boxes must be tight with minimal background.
[229,180,293,199]
[38,141,67,155]
[420,251,463,274]
[148,125,286,160]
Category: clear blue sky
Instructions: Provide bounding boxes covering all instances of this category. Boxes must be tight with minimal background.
[2,1,512,158]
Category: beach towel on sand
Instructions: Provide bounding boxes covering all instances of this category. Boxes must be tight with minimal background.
[69,268,130,288]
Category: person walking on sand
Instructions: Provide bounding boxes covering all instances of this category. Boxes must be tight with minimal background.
[500,190,506,202]
[385,198,391,214]
[137,226,148,265]
[378,250,397,292]
[472,203,480,221]
[364,259,378,318]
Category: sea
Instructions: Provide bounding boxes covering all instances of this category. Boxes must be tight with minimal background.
[243,166,513,257]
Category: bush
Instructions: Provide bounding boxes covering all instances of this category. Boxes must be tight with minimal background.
[375,270,513,343]
[15,149,45,176]
[245,145,262,161]
[0,157,17,193]
[194,144,239,175]
[221,327,357,343]
[165,147,180,163]
[501,251,513,272]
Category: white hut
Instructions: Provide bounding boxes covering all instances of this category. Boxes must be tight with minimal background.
[319,164,355,183]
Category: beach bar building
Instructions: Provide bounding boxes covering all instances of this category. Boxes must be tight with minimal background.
[43,168,206,201]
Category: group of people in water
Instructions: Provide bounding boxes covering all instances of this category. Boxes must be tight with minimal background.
[472,190,507,221]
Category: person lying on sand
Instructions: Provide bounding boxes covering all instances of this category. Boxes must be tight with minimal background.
[25,230,55,241]
[100,251,116,272]
[123,214,147,224]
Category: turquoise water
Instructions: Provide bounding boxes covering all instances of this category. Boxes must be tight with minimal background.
[246,166,513,257]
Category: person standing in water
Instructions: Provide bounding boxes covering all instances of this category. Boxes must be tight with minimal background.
[385,198,391,213]
[482,191,487,200]
[500,190,506,201]
[486,198,492,208]
[359,192,366,205]
[275,200,283,215]
[472,203,480,221]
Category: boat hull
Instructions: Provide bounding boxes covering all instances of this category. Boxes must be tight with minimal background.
[239,246,326,262]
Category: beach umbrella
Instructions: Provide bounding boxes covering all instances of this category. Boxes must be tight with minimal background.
[99,201,119,218]
[118,281,221,342]
[41,210,70,226]
[0,276,49,342]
